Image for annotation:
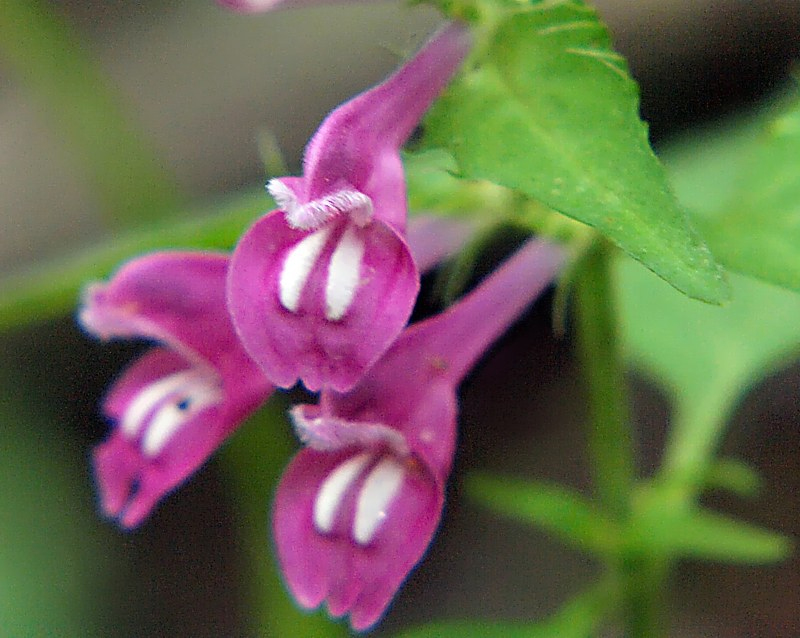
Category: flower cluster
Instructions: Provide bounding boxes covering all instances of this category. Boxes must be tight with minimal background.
[81,20,564,631]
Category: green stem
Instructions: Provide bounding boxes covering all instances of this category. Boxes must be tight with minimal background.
[575,242,671,637]
[660,393,734,505]
[0,0,181,228]
[622,553,669,638]
[574,241,635,518]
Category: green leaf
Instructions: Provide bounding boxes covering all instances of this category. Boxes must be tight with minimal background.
[466,474,619,554]
[631,499,791,564]
[660,109,769,216]
[616,257,800,492]
[695,95,800,293]
[405,149,515,218]
[0,189,265,332]
[425,0,727,303]
[705,458,764,499]
[395,582,614,638]
[669,510,791,563]
[397,622,550,638]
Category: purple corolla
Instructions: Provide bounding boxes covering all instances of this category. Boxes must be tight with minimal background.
[272,239,565,630]
[217,0,313,12]
[227,23,471,393]
[80,253,274,529]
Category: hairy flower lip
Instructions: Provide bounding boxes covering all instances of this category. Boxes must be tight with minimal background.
[290,404,411,456]
[268,179,374,231]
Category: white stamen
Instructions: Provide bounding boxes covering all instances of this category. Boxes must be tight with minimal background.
[141,378,222,457]
[353,457,405,545]
[325,225,365,321]
[278,227,331,313]
[314,452,372,535]
[121,370,204,438]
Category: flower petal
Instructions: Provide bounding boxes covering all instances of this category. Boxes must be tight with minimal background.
[228,212,419,392]
[80,252,251,379]
[217,0,308,12]
[95,346,266,529]
[274,448,443,631]
[405,215,476,274]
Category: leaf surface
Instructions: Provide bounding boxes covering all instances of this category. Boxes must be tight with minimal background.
[426,0,727,302]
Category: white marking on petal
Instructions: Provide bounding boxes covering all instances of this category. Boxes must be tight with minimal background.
[325,225,365,321]
[354,457,405,545]
[121,370,203,438]
[279,227,331,313]
[314,452,372,535]
[141,376,223,457]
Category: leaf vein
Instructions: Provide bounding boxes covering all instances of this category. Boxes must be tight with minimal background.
[564,46,628,82]
[528,0,590,14]
[536,20,599,36]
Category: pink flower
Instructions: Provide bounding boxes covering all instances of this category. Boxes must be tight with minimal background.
[80,253,274,528]
[227,23,471,393]
[273,239,565,630]
[218,0,338,14]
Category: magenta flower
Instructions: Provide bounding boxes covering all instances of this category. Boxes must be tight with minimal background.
[403,214,476,274]
[217,0,314,12]
[227,23,471,393]
[273,239,565,630]
[80,253,274,529]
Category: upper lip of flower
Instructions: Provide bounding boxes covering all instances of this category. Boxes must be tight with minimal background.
[277,22,472,234]
[80,283,213,373]
[268,179,374,231]
[290,404,411,457]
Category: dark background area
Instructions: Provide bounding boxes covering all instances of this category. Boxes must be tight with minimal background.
[1,1,800,636]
